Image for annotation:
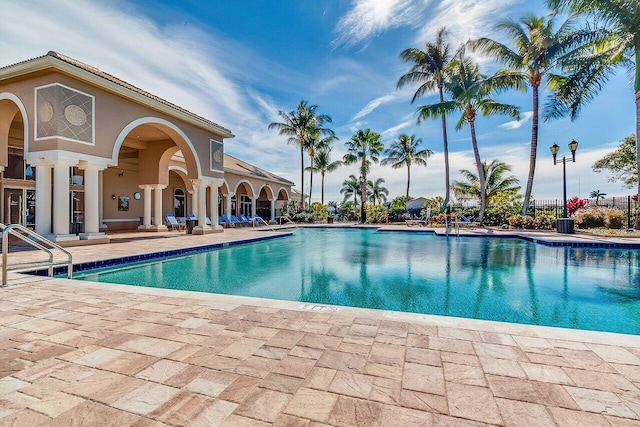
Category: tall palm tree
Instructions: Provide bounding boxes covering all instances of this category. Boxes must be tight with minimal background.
[304,126,337,206]
[470,14,603,216]
[340,174,360,207]
[452,160,521,207]
[381,134,433,200]
[547,0,639,227]
[343,129,384,223]
[398,27,454,212]
[306,149,342,205]
[268,100,332,207]
[367,177,389,204]
[417,49,523,222]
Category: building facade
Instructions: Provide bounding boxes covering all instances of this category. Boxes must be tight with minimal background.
[0,52,291,244]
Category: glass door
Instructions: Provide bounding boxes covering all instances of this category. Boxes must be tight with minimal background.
[5,189,22,225]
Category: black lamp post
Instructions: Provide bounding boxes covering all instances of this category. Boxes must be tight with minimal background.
[550,140,578,232]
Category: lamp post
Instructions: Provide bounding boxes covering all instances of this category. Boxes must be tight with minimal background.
[550,139,578,233]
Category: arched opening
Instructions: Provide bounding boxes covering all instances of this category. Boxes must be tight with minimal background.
[0,97,35,228]
[105,119,201,231]
[275,188,290,219]
[233,181,254,217]
[257,185,274,219]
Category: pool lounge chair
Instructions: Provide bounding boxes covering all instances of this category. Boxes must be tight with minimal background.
[457,214,480,228]
[165,214,185,231]
[405,215,428,227]
[230,215,244,226]
[239,214,252,226]
[221,214,235,227]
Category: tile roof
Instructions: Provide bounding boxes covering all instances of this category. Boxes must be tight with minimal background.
[224,153,294,186]
[0,51,232,135]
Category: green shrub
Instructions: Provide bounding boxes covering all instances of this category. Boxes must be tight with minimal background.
[605,209,624,229]
[365,203,387,224]
[534,215,554,230]
[574,207,606,229]
[311,202,329,223]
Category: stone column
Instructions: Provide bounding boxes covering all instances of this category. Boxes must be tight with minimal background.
[192,179,212,235]
[34,161,52,236]
[152,184,168,231]
[190,185,198,217]
[209,181,223,232]
[51,161,78,242]
[138,185,153,229]
[251,197,256,219]
[226,193,233,217]
[98,170,107,231]
[270,199,276,221]
[79,165,106,240]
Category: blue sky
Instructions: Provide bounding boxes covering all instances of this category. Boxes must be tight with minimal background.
[1,0,636,201]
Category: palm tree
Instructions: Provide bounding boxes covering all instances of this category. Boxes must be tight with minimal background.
[589,189,607,205]
[452,160,521,207]
[340,174,360,207]
[470,14,603,216]
[343,129,384,223]
[417,49,523,222]
[398,28,454,212]
[306,149,342,205]
[268,100,332,207]
[367,178,389,204]
[304,127,337,206]
[381,134,433,201]
[547,0,639,227]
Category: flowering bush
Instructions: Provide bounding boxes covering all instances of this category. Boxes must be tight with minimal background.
[573,206,625,229]
[567,196,588,216]
[507,214,554,230]
[605,209,624,229]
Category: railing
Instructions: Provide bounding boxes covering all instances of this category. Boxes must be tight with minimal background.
[252,216,278,232]
[278,216,294,225]
[1,224,72,286]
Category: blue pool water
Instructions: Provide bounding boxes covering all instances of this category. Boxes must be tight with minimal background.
[74,228,640,335]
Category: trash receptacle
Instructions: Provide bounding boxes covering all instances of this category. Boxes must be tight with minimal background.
[327,217,334,224]
[556,218,574,234]
[186,219,198,234]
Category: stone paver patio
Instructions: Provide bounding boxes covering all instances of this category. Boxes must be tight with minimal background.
[1,226,640,426]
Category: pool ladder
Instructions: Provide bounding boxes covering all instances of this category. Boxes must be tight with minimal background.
[1,223,73,286]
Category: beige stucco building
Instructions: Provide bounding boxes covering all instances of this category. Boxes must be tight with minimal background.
[0,52,292,244]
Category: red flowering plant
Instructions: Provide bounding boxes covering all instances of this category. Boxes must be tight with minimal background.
[566,196,587,216]
[632,194,638,202]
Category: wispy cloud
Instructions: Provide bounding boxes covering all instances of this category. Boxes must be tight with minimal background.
[416,0,525,45]
[499,111,534,130]
[381,120,413,139]
[334,0,427,46]
[350,93,400,122]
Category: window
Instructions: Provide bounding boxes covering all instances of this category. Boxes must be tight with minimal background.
[174,189,185,217]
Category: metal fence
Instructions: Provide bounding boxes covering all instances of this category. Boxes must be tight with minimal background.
[528,196,638,229]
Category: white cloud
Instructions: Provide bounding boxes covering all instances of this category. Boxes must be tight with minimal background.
[416,0,525,45]
[499,111,534,130]
[381,120,413,139]
[350,93,400,122]
[334,0,427,46]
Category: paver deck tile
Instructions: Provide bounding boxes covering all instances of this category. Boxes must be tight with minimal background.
[4,229,640,425]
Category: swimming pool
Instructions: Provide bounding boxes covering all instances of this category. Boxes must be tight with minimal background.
[74,228,640,335]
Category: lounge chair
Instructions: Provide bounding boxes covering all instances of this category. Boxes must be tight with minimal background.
[249,215,265,226]
[239,214,253,226]
[457,214,480,228]
[165,214,184,231]
[205,216,212,226]
[230,215,244,226]
[405,215,428,227]
[221,214,235,227]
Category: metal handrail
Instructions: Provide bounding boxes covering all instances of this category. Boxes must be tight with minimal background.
[252,216,277,232]
[1,224,73,285]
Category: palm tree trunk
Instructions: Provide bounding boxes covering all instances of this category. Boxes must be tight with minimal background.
[406,165,411,201]
[300,143,305,209]
[522,84,539,216]
[309,155,314,208]
[361,160,367,223]
[321,172,325,205]
[469,120,486,223]
[439,86,450,213]
[635,89,640,229]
